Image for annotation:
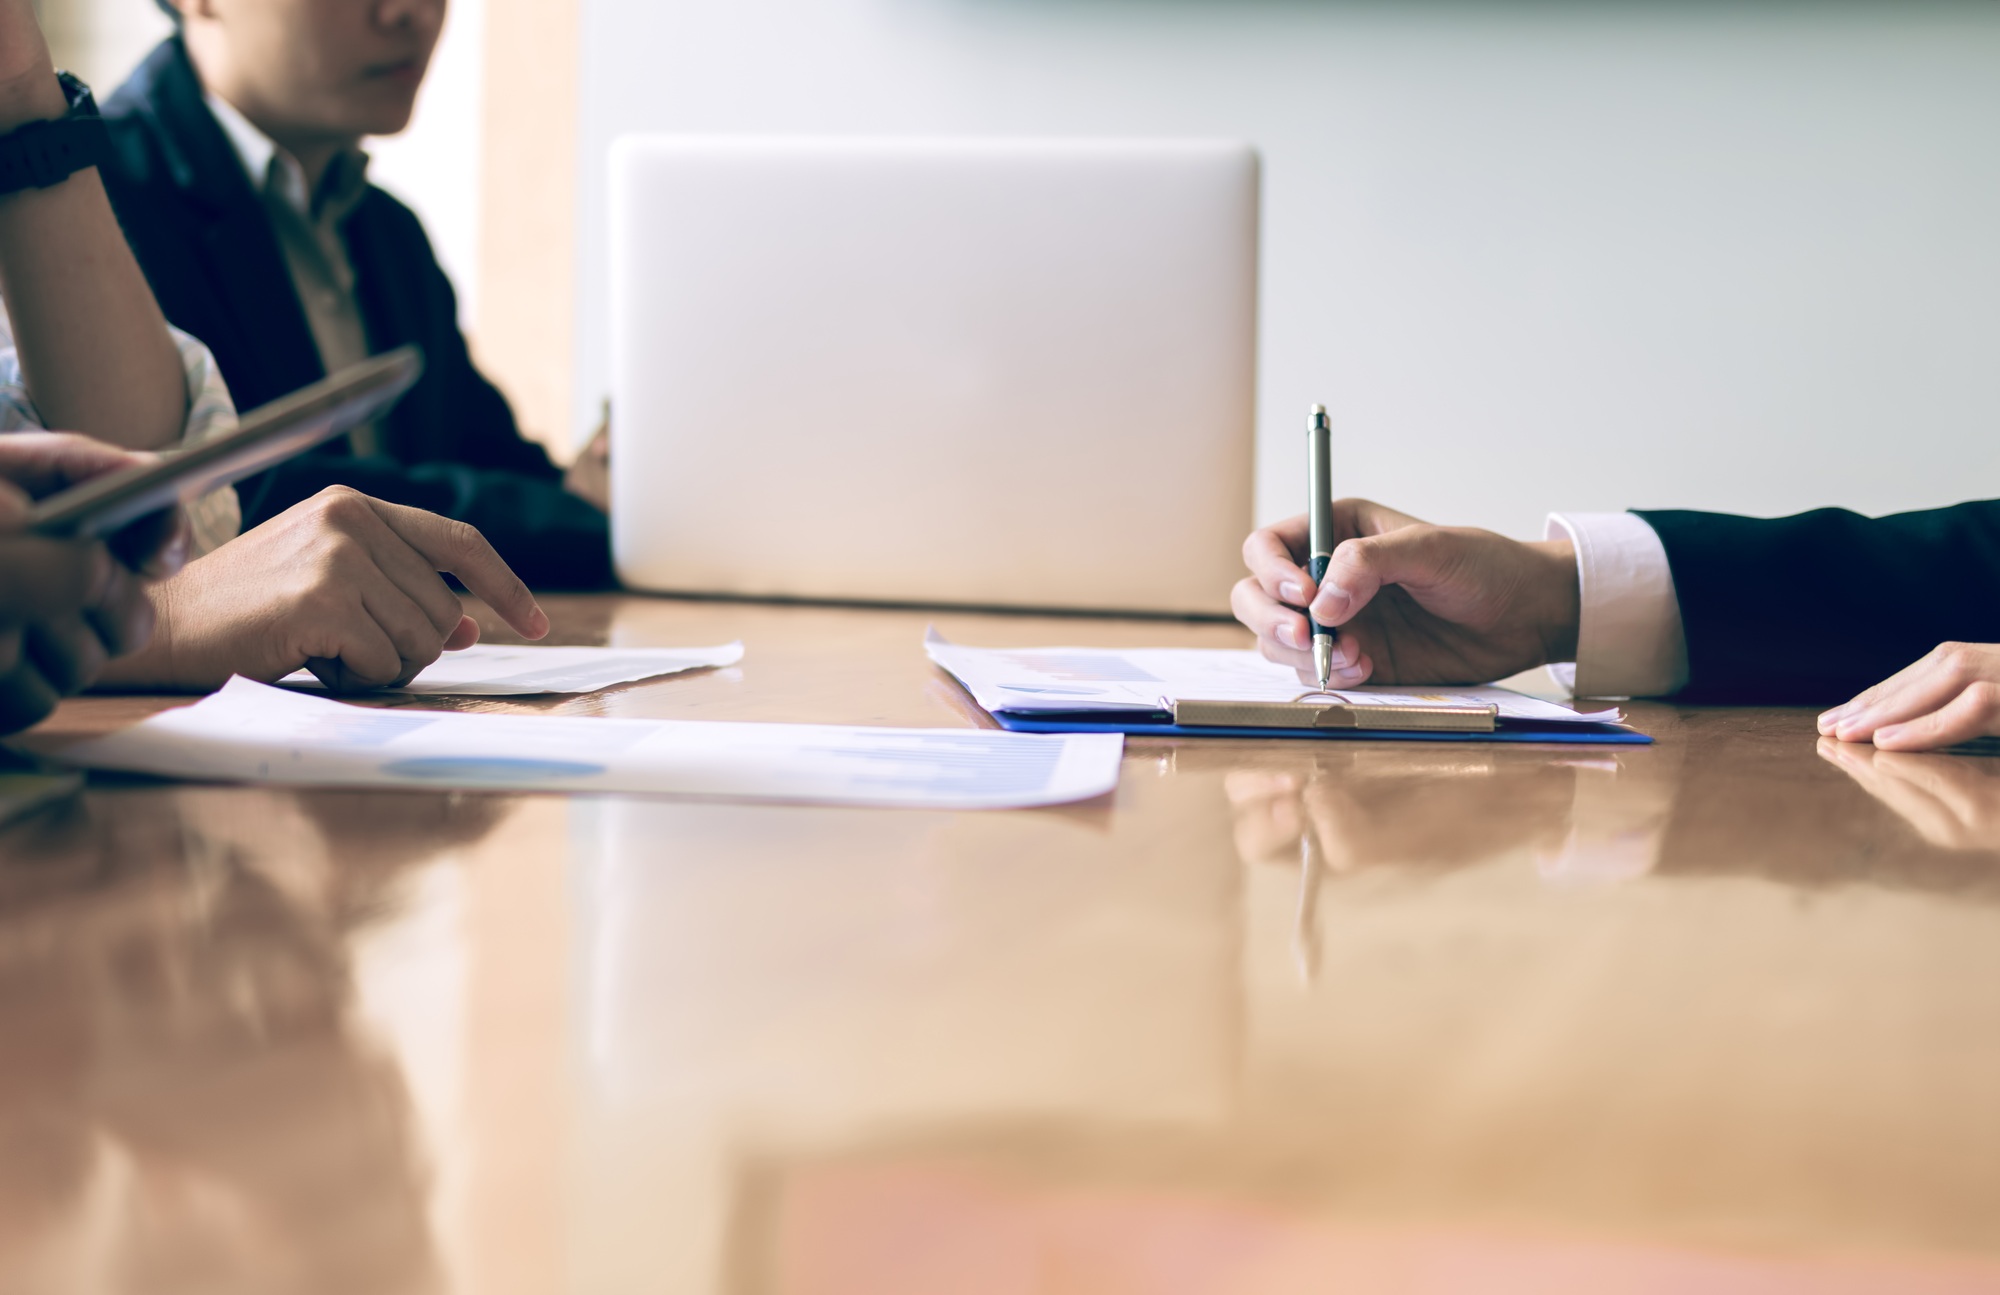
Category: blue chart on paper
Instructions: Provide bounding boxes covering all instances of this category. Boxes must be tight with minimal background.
[299,709,440,747]
[381,757,607,782]
[800,733,1065,798]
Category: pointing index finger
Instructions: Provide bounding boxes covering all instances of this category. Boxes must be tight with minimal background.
[363,498,550,640]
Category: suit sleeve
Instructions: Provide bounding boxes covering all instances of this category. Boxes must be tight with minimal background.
[407,247,565,482]
[1635,503,2000,704]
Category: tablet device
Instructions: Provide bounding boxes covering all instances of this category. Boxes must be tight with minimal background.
[27,345,424,541]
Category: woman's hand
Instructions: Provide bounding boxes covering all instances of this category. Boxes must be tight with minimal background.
[1819,643,2000,751]
[0,433,185,732]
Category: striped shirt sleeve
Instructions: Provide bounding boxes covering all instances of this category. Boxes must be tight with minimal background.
[0,299,242,556]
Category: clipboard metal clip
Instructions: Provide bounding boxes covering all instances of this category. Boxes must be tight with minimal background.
[1170,698,1499,733]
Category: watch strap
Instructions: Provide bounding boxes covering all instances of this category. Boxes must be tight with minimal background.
[0,73,109,197]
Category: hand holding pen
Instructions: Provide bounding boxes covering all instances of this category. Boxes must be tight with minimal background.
[1232,492,1585,690]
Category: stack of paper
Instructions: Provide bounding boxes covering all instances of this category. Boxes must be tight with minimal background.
[281,642,743,696]
[61,678,1124,810]
[925,634,1643,744]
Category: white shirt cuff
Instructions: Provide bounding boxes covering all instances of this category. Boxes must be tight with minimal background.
[1543,512,1689,699]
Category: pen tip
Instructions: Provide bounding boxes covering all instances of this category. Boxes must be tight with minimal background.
[1310,403,1326,416]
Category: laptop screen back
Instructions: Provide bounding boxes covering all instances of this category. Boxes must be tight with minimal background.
[609,136,1259,616]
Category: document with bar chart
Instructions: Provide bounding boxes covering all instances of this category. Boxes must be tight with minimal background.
[59,677,1125,809]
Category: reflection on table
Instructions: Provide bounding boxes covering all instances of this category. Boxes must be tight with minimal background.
[0,787,509,1295]
[4,598,2000,1293]
[1821,737,2000,852]
[1222,737,1685,984]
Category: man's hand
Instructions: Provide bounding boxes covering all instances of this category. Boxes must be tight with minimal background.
[0,433,186,732]
[1231,499,1581,687]
[563,422,609,513]
[111,486,549,692]
[1818,643,2000,751]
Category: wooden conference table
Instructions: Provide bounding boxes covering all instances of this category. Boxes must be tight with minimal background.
[4,594,2000,1294]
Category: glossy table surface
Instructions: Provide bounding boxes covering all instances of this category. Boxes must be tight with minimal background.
[4,595,2000,1295]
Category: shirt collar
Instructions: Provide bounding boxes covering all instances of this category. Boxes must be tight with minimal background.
[202,88,371,223]
[204,87,277,190]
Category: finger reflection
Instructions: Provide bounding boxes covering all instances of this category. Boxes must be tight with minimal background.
[1223,746,1577,875]
[0,786,508,1294]
[1221,746,1609,878]
[1818,738,2000,852]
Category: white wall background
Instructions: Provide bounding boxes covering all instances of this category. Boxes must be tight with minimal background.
[33,0,169,92]
[369,0,486,329]
[576,0,2000,540]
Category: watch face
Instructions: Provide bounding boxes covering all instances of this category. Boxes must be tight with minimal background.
[55,71,100,118]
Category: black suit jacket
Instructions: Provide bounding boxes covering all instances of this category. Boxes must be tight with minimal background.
[1636,503,2000,704]
[98,38,613,589]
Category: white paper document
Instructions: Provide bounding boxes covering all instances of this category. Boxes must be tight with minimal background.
[63,677,1124,809]
[280,642,744,696]
[925,633,1622,725]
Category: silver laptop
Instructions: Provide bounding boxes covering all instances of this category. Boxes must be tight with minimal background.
[608,137,1258,615]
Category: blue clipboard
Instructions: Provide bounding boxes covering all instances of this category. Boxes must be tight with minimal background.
[988,710,1652,745]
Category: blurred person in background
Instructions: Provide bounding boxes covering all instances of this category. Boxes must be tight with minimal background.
[0,0,550,724]
[1234,497,2000,753]
[99,0,614,592]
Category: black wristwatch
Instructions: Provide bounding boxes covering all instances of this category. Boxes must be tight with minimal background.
[0,72,109,197]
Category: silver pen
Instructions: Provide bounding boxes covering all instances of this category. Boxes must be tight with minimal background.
[1307,404,1335,691]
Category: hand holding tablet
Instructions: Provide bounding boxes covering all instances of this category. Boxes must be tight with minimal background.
[28,346,423,542]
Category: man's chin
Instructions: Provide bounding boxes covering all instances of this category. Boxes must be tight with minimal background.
[351,104,420,142]
[346,80,424,137]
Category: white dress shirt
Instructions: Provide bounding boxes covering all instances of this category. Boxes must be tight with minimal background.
[1544,512,1690,699]
[204,90,381,457]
